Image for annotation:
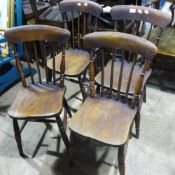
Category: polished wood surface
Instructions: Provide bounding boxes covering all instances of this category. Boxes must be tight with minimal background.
[69,96,136,145]
[83,32,157,59]
[95,60,152,94]
[8,83,65,119]
[47,49,90,76]
[4,25,70,44]
[59,0,103,17]
[110,5,171,29]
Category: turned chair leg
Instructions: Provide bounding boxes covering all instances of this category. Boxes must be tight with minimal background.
[48,69,52,82]
[78,76,87,101]
[118,141,128,175]
[69,131,77,166]
[135,112,141,139]
[63,98,72,118]
[13,119,26,157]
[55,116,69,150]
[143,86,146,103]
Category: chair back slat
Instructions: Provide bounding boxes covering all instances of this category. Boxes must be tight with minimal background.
[77,12,81,48]
[83,32,157,107]
[60,44,66,87]
[50,43,56,84]
[39,41,49,84]
[89,50,95,97]
[101,49,105,97]
[33,42,42,84]
[71,12,75,48]
[109,49,115,97]
[24,43,35,84]
[83,13,87,36]
[5,25,70,87]
[117,50,125,99]
[124,55,137,101]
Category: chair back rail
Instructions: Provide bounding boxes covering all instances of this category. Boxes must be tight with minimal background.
[111,5,171,29]
[110,5,171,48]
[83,32,157,107]
[5,25,70,87]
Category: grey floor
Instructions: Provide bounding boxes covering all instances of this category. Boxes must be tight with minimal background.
[0,73,175,175]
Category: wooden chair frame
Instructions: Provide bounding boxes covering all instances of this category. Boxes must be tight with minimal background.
[5,25,71,157]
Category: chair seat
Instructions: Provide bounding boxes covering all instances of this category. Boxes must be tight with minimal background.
[69,96,136,145]
[8,83,65,119]
[47,49,90,76]
[95,60,151,94]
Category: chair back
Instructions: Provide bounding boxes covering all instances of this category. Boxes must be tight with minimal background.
[110,5,171,45]
[59,0,103,49]
[83,32,157,108]
[5,25,70,87]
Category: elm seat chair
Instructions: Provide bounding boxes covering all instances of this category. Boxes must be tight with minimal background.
[5,25,71,157]
[94,5,171,138]
[69,32,157,175]
[47,0,103,100]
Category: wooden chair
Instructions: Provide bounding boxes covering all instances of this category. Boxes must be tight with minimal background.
[5,25,71,157]
[95,5,171,138]
[29,0,63,27]
[47,0,103,100]
[68,32,157,175]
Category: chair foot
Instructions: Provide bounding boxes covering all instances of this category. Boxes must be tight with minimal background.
[118,141,128,175]
[13,119,25,157]
[68,131,77,166]
[55,116,69,150]
[135,112,140,139]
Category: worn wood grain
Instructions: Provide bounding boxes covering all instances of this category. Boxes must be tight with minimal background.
[95,60,152,94]
[47,49,90,76]
[69,96,136,145]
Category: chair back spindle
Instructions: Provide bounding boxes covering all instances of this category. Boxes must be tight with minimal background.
[5,25,70,87]
[83,32,157,108]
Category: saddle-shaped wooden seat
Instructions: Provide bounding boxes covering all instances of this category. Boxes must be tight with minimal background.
[8,83,65,119]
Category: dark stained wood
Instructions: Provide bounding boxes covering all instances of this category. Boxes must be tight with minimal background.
[69,96,136,145]
[8,83,66,119]
[4,25,70,44]
[47,49,90,76]
[110,5,171,29]
[83,32,157,60]
[95,60,151,94]
[59,0,103,17]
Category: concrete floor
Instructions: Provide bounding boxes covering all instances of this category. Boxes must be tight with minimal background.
[0,72,175,175]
